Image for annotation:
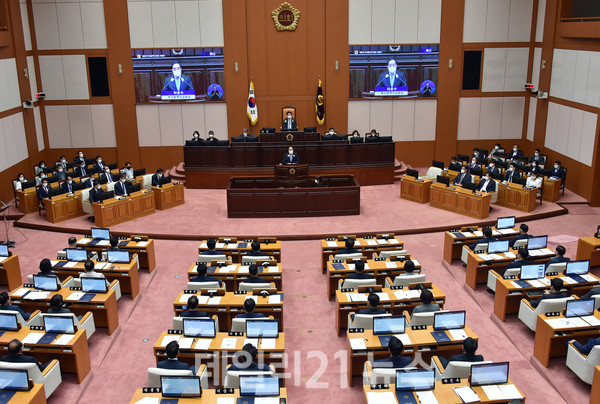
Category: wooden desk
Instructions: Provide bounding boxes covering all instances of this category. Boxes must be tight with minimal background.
[92,190,155,228]
[346,326,477,386]
[591,366,600,404]
[187,263,282,290]
[543,177,561,202]
[43,193,84,223]
[495,182,537,212]
[430,183,491,219]
[0,254,22,291]
[130,388,288,403]
[198,240,282,263]
[400,176,432,203]
[576,236,600,267]
[534,311,600,367]
[17,188,39,214]
[51,258,140,298]
[153,331,285,386]
[173,291,283,332]
[152,182,185,210]
[321,236,404,274]
[326,258,421,300]
[2,384,46,404]
[77,237,157,272]
[465,248,554,290]
[10,285,120,335]
[493,274,600,321]
[0,327,90,383]
[442,227,520,264]
[335,286,445,336]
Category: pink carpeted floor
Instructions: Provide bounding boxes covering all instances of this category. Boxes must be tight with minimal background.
[1,184,598,403]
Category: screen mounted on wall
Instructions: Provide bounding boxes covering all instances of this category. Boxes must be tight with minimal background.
[349,45,439,99]
[132,48,225,103]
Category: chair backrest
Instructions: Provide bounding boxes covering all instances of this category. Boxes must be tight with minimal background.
[592,295,600,310]
[587,346,600,363]
[534,297,574,314]
[173,316,219,331]
[352,313,391,329]
[0,309,30,326]
[224,368,274,389]
[503,268,521,278]
[392,274,426,287]
[56,250,67,259]
[105,182,115,192]
[545,262,567,275]
[333,253,363,260]
[187,281,222,291]
[281,106,296,122]
[473,243,488,251]
[341,278,377,290]
[241,255,271,263]
[231,318,247,333]
[425,167,443,180]
[239,282,273,292]
[513,239,528,248]
[142,174,153,188]
[409,310,447,326]
[438,361,493,381]
[370,366,417,384]
[197,254,227,263]
[147,367,193,388]
[0,361,44,384]
[378,250,409,259]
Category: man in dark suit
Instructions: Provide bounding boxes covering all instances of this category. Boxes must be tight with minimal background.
[372,336,412,368]
[509,224,531,248]
[57,156,69,170]
[1,339,46,371]
[244,264,269,284]
[282,112,297,131]
[75,161,89,178]
[114,175,131,197]
[37,180,51,206]
[569,337,600,355]
[499,248,529,277]
[489,143,503,157]
[531,278,567,308]
[529,149,544,164]
[93,156,105,173]
[376,59,407,88]
[236,298,266,319]
[347,260,371,280]
[157,341,192,371]
[245,240,265,257]
[448,157,462,172]
[55,166,67,181]
[453,167,471,187]
[81,177,93,188]
[180,295,209,318]
[357,293,387,315]
[0,292,31,320]
[89,181,103,203]
[476,173,496,193]
[37,258,58,277]
[163,62,194,92]
[202,239,222,255]
[338,238,358,255]
[61,176,75,194]
[73,151,86,165]
[545,245,570,268]
[504,163,521,183]
[486,161,501,177]
[469,227,496,250]
[205,131,218,143]
[549,161,566,180]
[507,144,523,160]
[151,168,170,187]
[228,344,271,372]
[282,146,300,165]
[440,337,484,367]
[100,167,115,184]
[190,263,222,287]
[580,286,600,301]
[468,158,481,173]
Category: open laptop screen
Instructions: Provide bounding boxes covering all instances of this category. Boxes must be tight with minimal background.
[161,376,201,398]
[0,312,19,331]
[496,216,515,230]
[246,319,279,338]
[565,299,595,318]
[43,315,75,334]
[0,369,30,391]
[520,264,545,280]
[91,227,110,240]
[373,316,405,335]
[81,277,108,293]
[107,249,130,263]
[470,362,509,386]
[487,240,509,254]
[239,376,280,397]
[0,244,8,257]
[395,369,435,391]
[182,318,216,338]
[433,311,466,331]
[527,236,548,250]
[66,248,87,262]
[565,260,590,276]
[33,275,59,291]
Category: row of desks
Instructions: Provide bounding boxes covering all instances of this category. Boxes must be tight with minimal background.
[320,235,404,274]
[198,240,282,263]
[76,236,157,272]
[130,388,288,403]
[187,262,282,290]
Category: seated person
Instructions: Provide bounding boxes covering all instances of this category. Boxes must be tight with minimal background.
[14,173,27,192]
[545,245,570,268]
[75,160,89,177]
[504,163,521,183]
[412,289,441,314]
[235,128,258,142]
[282,112,297,131]
[550,160,566,180]
[94,156,106,173]
[569,337,600,355]
[313,176,325,187]
[0,291,31,320]
[66,237,78,250]
[190,263,222,287]
[440,337,484,368]
[35,172,47,187]
[37,258,58,277]
[109,236,120,249]
[121,162,134,180]
[486,160,501,177]
[243,264,268,284]
[79,259,109,287]
[37,179,51,204]
[205,130,218,142]
[509,224,531,248]
[489,143,503,157]
[530,278,567,308]
[367,129,379,137]
[350,130,363,143]
[100,166,116,184]
[228,343,271,372]
[469,227,495,250]
[397,259,417,276]
[282,146,300,165]
[114,174,132,197]
[57,156,69,170]
[338,238,358,254]
[158,341,193,371]
[47,294,72,315]
[529,149,544,164]
[326,128,337,135]
[55,165,67,181]
[236,298,266,319]
[201,239,222,255]
[507,144,523,160]
[246,240,265,257]
[35,161,47,175]
[89,181,103,203]
[1,339,48,371]
[350,130,361,138]
[357,293,386,315]
[448,157,462,172]
[476,173,496,193]
[73,151,86,165]
[453,166,471,187]
[347,260,370,280]
[372,336,412,368]
[61,176,76,194]
[526,172,543,190]
[499,247,529,277]
[180,295,209,318]
[580,286,600,301]
[190,131,202,142]
[151,168,169,186]
[468,157,481,172]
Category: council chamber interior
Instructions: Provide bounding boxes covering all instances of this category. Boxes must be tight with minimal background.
[0,0,599,403]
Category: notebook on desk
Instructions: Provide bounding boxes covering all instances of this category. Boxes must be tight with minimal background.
[54,261,68,268]
[451,232,465,238]
[512,280,531,288]
[79,293,95,302]
[238,242,248,248]
[118,240,129,247]
[332,263,345,270]
[395,392,418,404]
[431,331,451,343]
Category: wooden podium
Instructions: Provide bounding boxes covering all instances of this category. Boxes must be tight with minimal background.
[400,176,432,203]
[274,163,309,187]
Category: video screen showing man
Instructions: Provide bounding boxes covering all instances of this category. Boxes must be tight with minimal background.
[163,62,194,93]
[377,59,407,88]
[282,112,297,131]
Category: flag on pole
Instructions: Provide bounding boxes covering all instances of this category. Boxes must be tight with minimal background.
[315,78,324,125]
[247,79,258,125]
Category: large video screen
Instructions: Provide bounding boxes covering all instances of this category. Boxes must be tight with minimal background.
[132,48,224,103]
[349,45,439,99]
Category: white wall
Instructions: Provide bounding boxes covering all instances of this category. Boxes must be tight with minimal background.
[482,48,529,92]
[545,102,597,167]
[45,104,116,148]
[535,0,546,42]
[463,0,533,43]
[0,59,22,113]
[348,0,441,45]
[31,0,107,50]
[0,113,29,171]
[136,103,228,147]
[347,99,437,141]
[38,55,89,100]
[127,0,224,48]
[526,98,537,141]
[550,49,600,108]
[457,97,525,140]
[20,0,32,51]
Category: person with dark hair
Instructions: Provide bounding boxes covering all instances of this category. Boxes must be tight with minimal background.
[509,224,531,248]
[313,176,325,187]
[372,336,412,368]
[37,178,50,205]
[67,237,78,249]
[550,161,565,180]
[282,111,297,131]
[580,286,600,301]
[469,227,496,250]
[74,151,86,165]
[413,289,441,313]
[181,295,209,318]
[499,248,529,277]
[476,172,496,193]
[109,237,119,249]
[453,166,471,187]
[151,168,170,187]
[347,260,371,280]
[529,148,543,164]
[489,143,503,157]
[531,278,566,308]
[122,162,134,180]
[440,337,484,367]
[163,62,193,92]
[504,163,521,183]
[396,260,418,279]
[94,156,106,173]
[357,293,386,315]
[545,245,570,268]
[228,343,271,372]
[569,337,600,355]
[100,165,115,184]
[486,160,501,177]
[0,292,31,320]
[158,341,192,370]
[205,130,218,142]
[190,263,222,286]
[377,59,407,88]
[507,144,523,160]
[338,238,358,254]
[55,165,67,181]
[89,181,103,203]
[202,239,221,255]
[61,176,75,194]
[79,259,109,287]
[246,240,264,257]
[48,294,71,314]
[243,264,269,284]
[37,258,57,277]
[114,174,131,196]
[282,146,300,164]
[236,298,266,319]
[1,339,47,371]
[448,157,462,172]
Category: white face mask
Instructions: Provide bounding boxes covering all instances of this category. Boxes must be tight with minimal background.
[98,159,102,163]
[61,159,66,162]
[508,167,513,172]
[513,148,518,151]
[534,152,539,156]
[329,130,334,134]
[531,176,536,180]
[41,174,47,178]
[489,164,494,168]
[18,176,24,181]
[485,176,491,181]
[58,168,63,172]
[42,183,48,187]
[471,160,477,165]
[494,146,499,149]
[289,150,293,155]
[40,164,45,168]
[79,153,83,157]
[209,134,214,138]
[554,164,559,169]
[67,180,72,184]
[461,169,466,174]
[105,170,110,174]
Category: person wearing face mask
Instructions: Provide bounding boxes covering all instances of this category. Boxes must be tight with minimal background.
[526,172,543,195]
[37,179,51,205]
[61,176,75,194]
[488,143,503,157]
[282,111,297,131]
[469,158,481,172]
[14,173,27,192]
[507,144,523,160]
[477,173,496,193]
[89,181,103,203]
[376,59,407,88]
[55,165,67,181]
[368,129,379,137]
[205,130,218,142]
[528,148,544,165]
[75,161,88,178]
[74,151,86,164]
[151,168,170,187]
[453,166,471,187]
[114,174,131,197]
[163,62,194,92]
[190,130,202,142]
[327,128,337,135]
[487,160,500,177]
[282,146,300,165]
[121,162,134,180]
[94,156,105,173]
[101,167,115,184]
[35,161,47,175]
[504,163,521,183]
[549,160,565,180]
[35,172,47,186]
[57,155,69,169]
[448,157,462,172]
[349,129,363,144]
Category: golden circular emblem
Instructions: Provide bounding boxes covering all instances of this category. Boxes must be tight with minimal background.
[289,168,296,175]
[272,2,300,32]
[286,133,294,141]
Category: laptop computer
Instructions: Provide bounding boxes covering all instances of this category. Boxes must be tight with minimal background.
[32,275,60,291]
[107,249,130,263]
[182,318,216,338]
[395,368,435,392]
[432,311,466,343]
[565,260,590,283]
[487,240,509,254]
[239,376,280,397]
[160,376,202,398]
[516,263,546,287]
[527,235,548,250]
[373,316,405,347]
[0,312,19,332]
[0,369,31,392]
[65,248,88,262]
[469,362,509,386]
[40,315,76,344]
[246,319,279,338]
[565,299,595,318]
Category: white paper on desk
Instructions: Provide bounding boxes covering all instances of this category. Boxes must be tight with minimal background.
[94,263,106,270]
[449,329,468,341]
[488,254,504,260]
[349,293,367,302]
[79,238,92,244]
[453,386,480,403]
[97,240,110,246]
[385,261,397,269]
[540,248,554,255]
[216,243,225,248]
[529,250,544,257]
[194,339,212,350]
[221,338,237,349]
[416,391,439,404]
[160,335,180,347]
[64,261,78,268]
[528,279,546,288]
[52,334,74,345]
[268,295,281,304]
[546,317,587,329]
[354,240,361,246]
[197,296,209,304]
[509,281,523,289]
[491,230,501,236]
[498,384,523,399]
[498,229,518,235]
[366,392,396,404]
[462,232,474,238]
[207,297,221,305]
[12,288,30,297]
[477,254,493,261]
[23,291,50,300]
[226,243,237,249]
[481,385,503,401]
[366,239,377,246]
[539,278,551,286]
[349,338,367,350]
[560,276,578,285]
[22,333,44,344]
[389,239,399,245]
[179,293,193,303]
[244,338,259,348]
[267,266,279,273]
[216,398,235,404]
[254,398,279,404]
[412,260,420,267]
[581,274,597,283]
[376,292,390,301]
[218,266,233,273]
[134,397,160,404]
[200,243,207,249]
[66,292,85,301]
[50,260,60,266]
[503,252,516,259]
[137,241,149,247]
[0,257,7,263]
[260,338,276,350]
[326,241,337,247]
[396,334,412,346]
[377,239,388,245]
[238,266,250,274]
[582,315,600,326]
[473,231,483,237]
[178,338,194,349]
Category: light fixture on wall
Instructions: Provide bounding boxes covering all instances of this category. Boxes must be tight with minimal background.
[335,61,339,71]
[448,59,453,69]
[541,59,546,69]
[235,62,238,72]
[23,68,28,78]
[118,64,123,74]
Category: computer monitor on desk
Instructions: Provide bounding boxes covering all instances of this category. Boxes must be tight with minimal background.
[565,299,595,318]
[406,169,419,179]
[433,311,466,331]
[107,249,130,263]
[0,243,8,257]
[66,248,87,262]
[487,240,509,254]
[161,376,202,398]
[91,227,110,240]
[33,275,59,291]
[0,312,19,332]
[436,175,450,187]
[246,319,279,338]
[527,236,548,250]
[43,315,76,334]
[81,277,108,293]
[239,376,280,397]
[183,318,216,338]
[565,260,590,276]
[496,216,515,229]
[0,369,30,391]
[373,316,405,335]
[469,362,509,386]
[395,369,435,391]
[520,264,545,280]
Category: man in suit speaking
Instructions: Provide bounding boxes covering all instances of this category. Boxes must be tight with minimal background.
[282,111,297,131]
[163,62,194,92]
[282,146,300,165]
[376,59,407,88]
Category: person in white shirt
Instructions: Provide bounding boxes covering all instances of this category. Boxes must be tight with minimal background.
[79,260,109,287]
[526,172,543,196]
[121,162,134,180]
[14,173,27,192]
